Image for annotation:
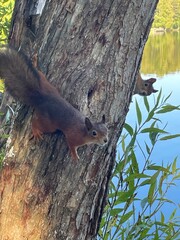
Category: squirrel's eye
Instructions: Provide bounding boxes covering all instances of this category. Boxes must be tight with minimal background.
[92,130,97,136]
[144,83,148,87]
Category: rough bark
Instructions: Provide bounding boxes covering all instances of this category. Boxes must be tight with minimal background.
[0,0,158,239]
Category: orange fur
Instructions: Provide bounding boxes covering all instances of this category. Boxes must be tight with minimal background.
[0,48,108,161]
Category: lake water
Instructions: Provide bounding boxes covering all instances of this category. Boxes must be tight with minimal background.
[134,31,180,165]
[130,31,180,163]
[125,31,180,220]
[141,31,180,76]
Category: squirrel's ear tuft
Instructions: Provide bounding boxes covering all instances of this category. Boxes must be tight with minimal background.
[102,114,106,124]
[149,78,156,83]
[85,117,93,131]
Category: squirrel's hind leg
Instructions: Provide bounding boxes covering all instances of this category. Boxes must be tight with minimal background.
[67,142,79,162]
[31,127,43,140]
[31,112,44,140]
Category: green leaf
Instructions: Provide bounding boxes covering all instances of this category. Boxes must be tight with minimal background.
[125,173,150,182]
[158,198,174,204]
[170,209,176,220]
[128,133,137,149]
[145,143,151,155]
[160,134,180,140]
[156,104,180,114]
[109,181,116,192]
[139,228,150,239]
[148,181,156,205]
[155,221,168,227]
[163,92,172,103]
[110,208,124,216]
[147,165,169,172]
[172,157,177,174]
[173,174,180,180]
[148,171,160,204]
[119,211,133,224]
[135,99,142,125]
[155,88,162,108]
[140,179,151,186]
[124,123,134,136]
[121,136,126,153]
[158,175,164,195]
[145,109,155,123]
[149,131,158,145]
[114,159,126,173]
[131,150,139,173]
[114,189,136,205]
[141,127,168,134]
[161,212,165,223]
[143,96,150,112]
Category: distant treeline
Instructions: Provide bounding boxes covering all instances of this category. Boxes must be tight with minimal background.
[0,0,14,45]
[153,0,180,30]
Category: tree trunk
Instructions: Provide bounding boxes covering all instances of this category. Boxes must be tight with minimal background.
[0,0,158,239]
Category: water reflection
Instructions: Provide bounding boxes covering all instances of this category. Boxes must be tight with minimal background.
[126,32,180,219]
[141,32,180,76]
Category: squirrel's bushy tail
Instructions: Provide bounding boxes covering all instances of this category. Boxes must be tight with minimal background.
[0,47,42,106]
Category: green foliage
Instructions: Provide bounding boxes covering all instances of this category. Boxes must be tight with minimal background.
[0,0,15,45]
[153,0,174,29]
[153,0,180,30]
[172,0,180,29]
[0,1,13,163]
[0,0,14,92]
[0,147,5,168]
[0,79,4,92]
[98,92,180,239]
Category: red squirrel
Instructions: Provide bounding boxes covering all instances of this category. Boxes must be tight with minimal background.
[134,72,158,96]
[0,47,108,161]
